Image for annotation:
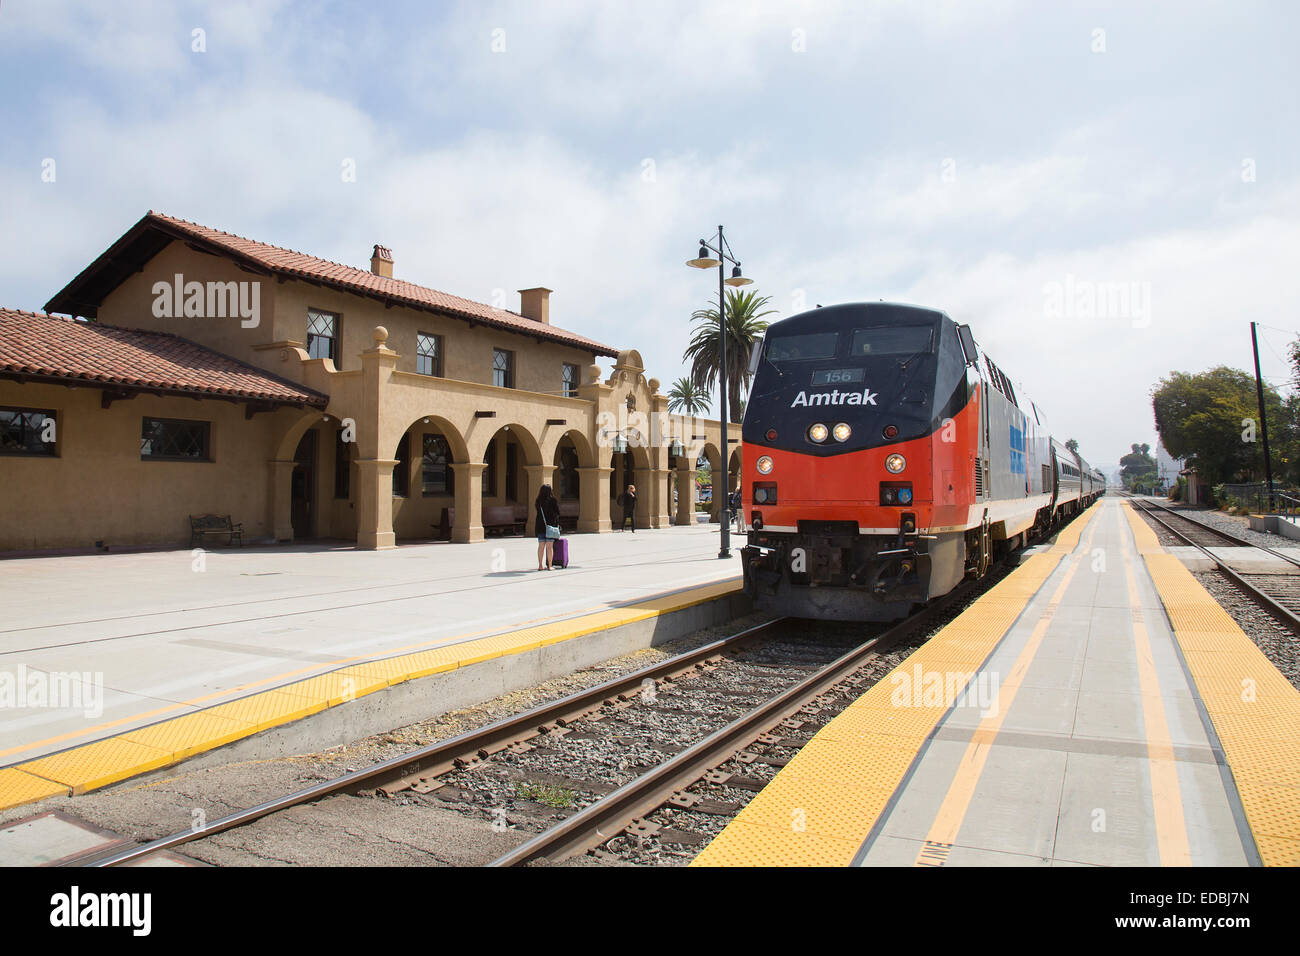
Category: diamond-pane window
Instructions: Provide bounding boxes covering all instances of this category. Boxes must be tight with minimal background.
[141,418,210,461]
[562,363,579,398]
[417,333,442,376]
[0,407,57,456]
[307,309,338,362]
[493,348,514,389]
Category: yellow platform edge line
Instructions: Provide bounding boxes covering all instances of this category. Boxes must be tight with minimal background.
[0,578,742,813]
[693,504,1102,867]
[1124,500,1300,866]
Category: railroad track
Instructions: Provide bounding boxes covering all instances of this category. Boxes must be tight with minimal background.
[63,595,979,868]
[64,618,798,866]
[61,510,1091,868]
[486,584,976,866]
[1128,496,1300,631]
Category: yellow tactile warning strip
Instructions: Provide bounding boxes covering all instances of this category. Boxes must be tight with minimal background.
[1124,501,1300,867]
[692,506,1101,867]
[0,767,68,809]
[0,578,741,811]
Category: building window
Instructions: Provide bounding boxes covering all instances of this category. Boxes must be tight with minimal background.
[482,438,497,496]
[141,418,210,461]
[0,407,57,456]
[422,434,455,496]
[393,433,409,497]
[334,429,352,500]
[307,309,339,363]
[493,348,514,389]
[562,363,579,398]
[417,332,443,377]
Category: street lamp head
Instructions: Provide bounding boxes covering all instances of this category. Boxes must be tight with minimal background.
[724,264,753,287]
[686,243,720,269]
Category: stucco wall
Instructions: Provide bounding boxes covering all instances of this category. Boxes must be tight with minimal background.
[94,241,283,378]
[0,380,299,551]
[94,238,601,398]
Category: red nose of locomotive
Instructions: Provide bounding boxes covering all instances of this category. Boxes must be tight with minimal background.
[743,428,933,536]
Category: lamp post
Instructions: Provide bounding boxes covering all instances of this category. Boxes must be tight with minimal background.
[686,225,753,559]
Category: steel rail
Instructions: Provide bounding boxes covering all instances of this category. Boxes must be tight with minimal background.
[1134,496,1300,569]
[69,616,790,867]
[1129,498,1300,633]
[487,578,981,867]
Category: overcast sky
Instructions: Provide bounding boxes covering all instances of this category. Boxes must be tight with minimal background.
[2,0,1297,474]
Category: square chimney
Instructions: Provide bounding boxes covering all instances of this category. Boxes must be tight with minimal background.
[370,245,393,278]
[518,287,552,324]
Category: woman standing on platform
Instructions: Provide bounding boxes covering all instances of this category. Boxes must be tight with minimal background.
[618,484,637,532]
[535,484,561,570]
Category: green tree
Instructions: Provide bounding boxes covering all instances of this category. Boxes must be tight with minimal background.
[1152,366,1284,484]
[1119,443,1156,491]
[683,289,776,424]
[666,377,711,416]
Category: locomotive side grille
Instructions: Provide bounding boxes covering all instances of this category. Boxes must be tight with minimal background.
[975,463,985,498]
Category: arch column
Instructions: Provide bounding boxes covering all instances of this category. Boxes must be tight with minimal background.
[270,458,295,542]
[356,458,398,550]
[452,461,487,543]
[524,463,555,508]
[675,458,697,526]
[578,466,612,533]
[649,468,672,528]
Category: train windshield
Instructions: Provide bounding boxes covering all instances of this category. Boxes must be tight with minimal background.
[765,331,840,364]
[849,325,933,357]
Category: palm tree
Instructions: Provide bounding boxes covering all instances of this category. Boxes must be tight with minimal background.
[667,377,711,416]
[683,289,777,423]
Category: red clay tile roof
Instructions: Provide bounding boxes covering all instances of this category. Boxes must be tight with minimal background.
[46,212,618,358]
[0,309,329,408]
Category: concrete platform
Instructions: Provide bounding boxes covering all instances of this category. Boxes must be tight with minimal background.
[0,525,742,810]
[694,499,1300,867]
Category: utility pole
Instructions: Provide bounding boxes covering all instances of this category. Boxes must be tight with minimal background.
[1250,322,1275,511]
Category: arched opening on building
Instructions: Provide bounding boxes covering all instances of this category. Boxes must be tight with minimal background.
[700,442,723,522]
[728,446,742,494]
[390,415,468,541]
[479,423,543,536]
[290,428,318,540]
[552,429,591,531]
[609,443,652,529]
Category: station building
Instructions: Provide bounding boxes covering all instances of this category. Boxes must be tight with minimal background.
[0,212,741,553]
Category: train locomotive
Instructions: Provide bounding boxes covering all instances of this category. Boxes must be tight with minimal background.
[740,302,1104,621]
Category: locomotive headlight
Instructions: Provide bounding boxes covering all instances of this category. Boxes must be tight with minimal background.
[832,423,851,442]
[756,455,774,475]
[885,453,907,473]
[808,423,829,443]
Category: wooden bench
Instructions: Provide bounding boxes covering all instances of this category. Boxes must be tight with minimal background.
[437,506,528,540]
[190,514,243,548]
[558,499,580,531]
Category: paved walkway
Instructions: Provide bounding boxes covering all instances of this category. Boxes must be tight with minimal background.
[1,525,740,765]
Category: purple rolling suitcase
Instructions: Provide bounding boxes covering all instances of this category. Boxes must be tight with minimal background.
[553,537,569,569]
